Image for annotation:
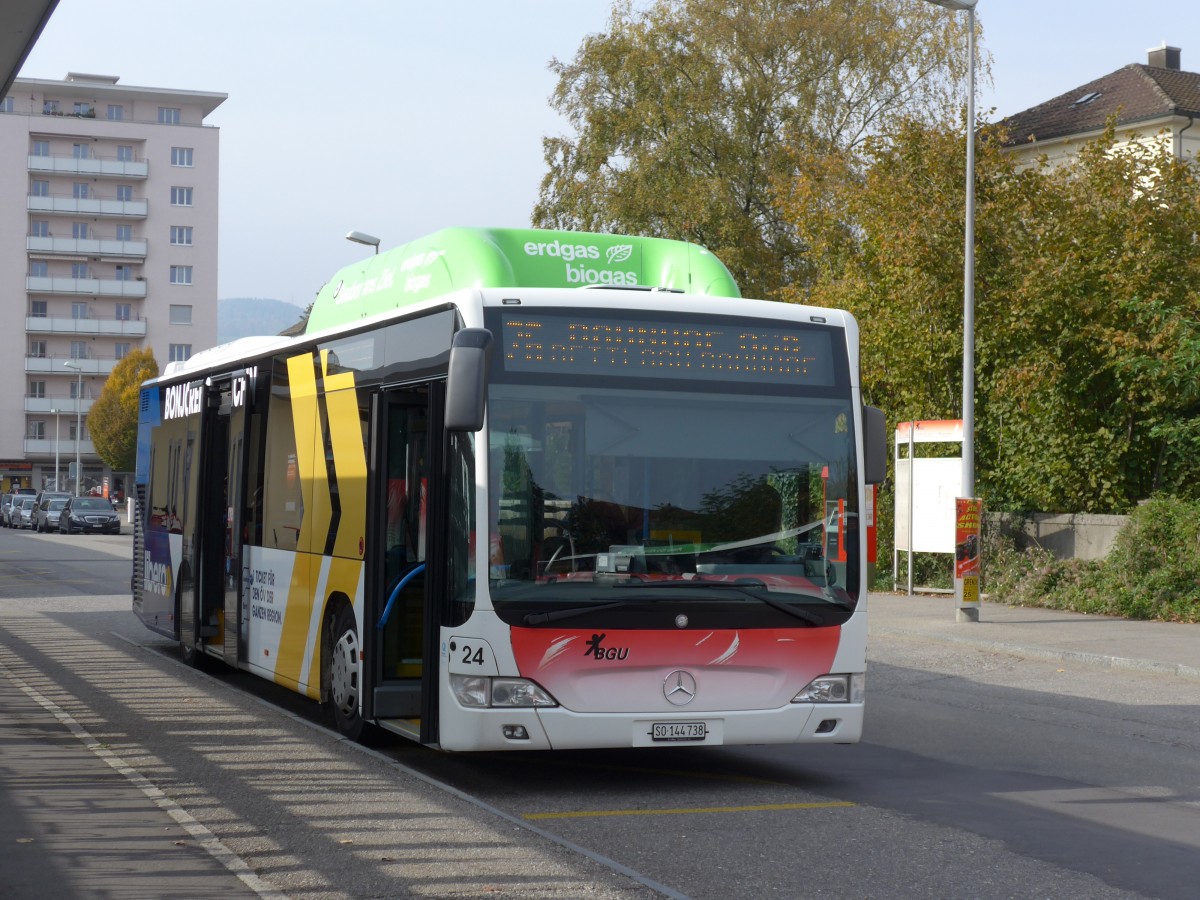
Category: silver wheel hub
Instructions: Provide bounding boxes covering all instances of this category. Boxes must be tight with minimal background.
[330,625,360,717]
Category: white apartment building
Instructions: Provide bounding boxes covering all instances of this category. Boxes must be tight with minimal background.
[0,72,225,496]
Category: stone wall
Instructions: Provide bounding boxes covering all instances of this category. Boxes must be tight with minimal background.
[991,512,1127,561]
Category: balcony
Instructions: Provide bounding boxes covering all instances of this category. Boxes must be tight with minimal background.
[26,315,147,337]
[25,397,95,415]
[26,276,147,298]
[24,357,118,377]
[24,437,97,458]
[27,235,148,258]
[27,155,149,179]
[27,195,148,219]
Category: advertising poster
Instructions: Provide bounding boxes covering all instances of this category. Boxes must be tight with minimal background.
[954,497,983,607]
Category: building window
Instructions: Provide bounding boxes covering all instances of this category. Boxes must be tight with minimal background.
[114,265,132,282]
[29,380,46,399]
[1,97,13,113]
[30,341,47,358]
[158,107,181,124]
[115,303,132,320]
[32,179,49,196]
[170,225,193,246]
[73,102,93,117]
[72,143,90,159]
[170,186,193,206]
[169,265,193,285]
[68,422,80,441]
[72,222,88,239]
[107,104,124,121]
[30,422,46,440]
[169,304,193,325]
[30,261,48,277]
[73,182,89,199]
[31,220,49,237]
[72,301,89,319]
[43,99,60,115]
[32,140,50,156]
[69,380,85,401]
[71,263,88,279]
[116,145,133,161]
[30,300,47,318]
[171,147,194,167]
[116,224,133,241]
[115,342,130,360]
[169,343,192,362]
[116,185,133,201]
[70,341,88,360]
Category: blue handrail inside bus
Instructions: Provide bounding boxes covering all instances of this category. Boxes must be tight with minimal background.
[377,563,425,630]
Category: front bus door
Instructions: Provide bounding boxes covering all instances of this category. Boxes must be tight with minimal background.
[367,386,442,742]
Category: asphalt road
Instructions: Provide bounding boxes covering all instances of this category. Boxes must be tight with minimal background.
[2,525,1196,899]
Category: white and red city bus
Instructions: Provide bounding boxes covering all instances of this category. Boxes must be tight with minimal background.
[133,227,885,750]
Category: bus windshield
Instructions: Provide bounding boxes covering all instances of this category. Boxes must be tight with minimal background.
[486,380,861,629]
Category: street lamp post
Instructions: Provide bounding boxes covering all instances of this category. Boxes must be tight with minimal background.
[64,361,83,497]
[925,0,980,622]
[52,408,61,491]
[345,230,381,254]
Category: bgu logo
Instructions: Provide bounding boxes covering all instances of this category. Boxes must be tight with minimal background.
[584,632,629,662]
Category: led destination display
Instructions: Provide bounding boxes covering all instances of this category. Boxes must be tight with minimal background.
[500,314,838,386]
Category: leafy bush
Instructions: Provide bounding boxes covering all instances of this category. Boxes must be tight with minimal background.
[982,499,1200,623]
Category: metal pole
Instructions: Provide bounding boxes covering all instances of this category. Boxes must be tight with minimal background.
[53,409,60,490]
[962,5,976,499]
[75,369,82,497]
[907,425,914,596]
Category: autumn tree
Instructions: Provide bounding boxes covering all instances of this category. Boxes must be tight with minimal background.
[88,349,158,474]
[534,0,975,299]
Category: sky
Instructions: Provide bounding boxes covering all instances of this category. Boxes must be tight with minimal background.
[18,0,1200,307]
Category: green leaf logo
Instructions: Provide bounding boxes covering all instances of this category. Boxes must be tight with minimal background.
[606,244,633,264]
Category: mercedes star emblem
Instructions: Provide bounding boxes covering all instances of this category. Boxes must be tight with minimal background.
[663,670,697,706]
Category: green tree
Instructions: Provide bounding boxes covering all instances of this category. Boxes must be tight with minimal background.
[782,117,1200,514]
[88,349,158,474]
[534,0,974,299]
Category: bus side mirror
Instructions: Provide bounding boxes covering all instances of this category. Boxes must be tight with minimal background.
[863,405,886,485]
[445,328,494,432]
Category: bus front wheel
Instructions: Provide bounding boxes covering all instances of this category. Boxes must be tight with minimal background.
[326,604,365,741]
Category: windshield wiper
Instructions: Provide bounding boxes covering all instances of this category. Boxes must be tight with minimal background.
[612,578,825,626]
[524,601,631,625]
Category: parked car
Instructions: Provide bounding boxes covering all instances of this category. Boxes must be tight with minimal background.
[59,496,122,535]
[15,497,36,530]
[34,497,70,533]
[34,490,71,510]
[1,493,17,528]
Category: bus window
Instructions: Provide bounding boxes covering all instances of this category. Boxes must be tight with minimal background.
[447,431,476,625]
[262,360,303,550]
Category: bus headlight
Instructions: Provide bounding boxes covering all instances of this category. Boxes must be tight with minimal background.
[792,673,864,704]
[450,674,558,708]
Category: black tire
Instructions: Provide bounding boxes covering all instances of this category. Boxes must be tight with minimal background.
[325,604,366,741]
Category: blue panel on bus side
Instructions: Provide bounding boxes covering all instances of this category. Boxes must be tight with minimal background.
[135,386,160,485]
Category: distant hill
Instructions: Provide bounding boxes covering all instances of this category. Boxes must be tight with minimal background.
[218,297,308,343]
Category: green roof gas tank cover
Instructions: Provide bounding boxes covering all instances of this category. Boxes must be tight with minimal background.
[306,227,740,333]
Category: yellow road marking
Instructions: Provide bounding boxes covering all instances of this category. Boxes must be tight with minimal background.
[496,755,787,786]
[524,801,854,820]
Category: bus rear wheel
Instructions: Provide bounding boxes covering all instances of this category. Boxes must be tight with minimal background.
[326,604,366,741]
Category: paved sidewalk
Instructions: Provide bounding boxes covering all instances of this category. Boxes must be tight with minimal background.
[868,591,1200,679]
[0,664,265,899]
